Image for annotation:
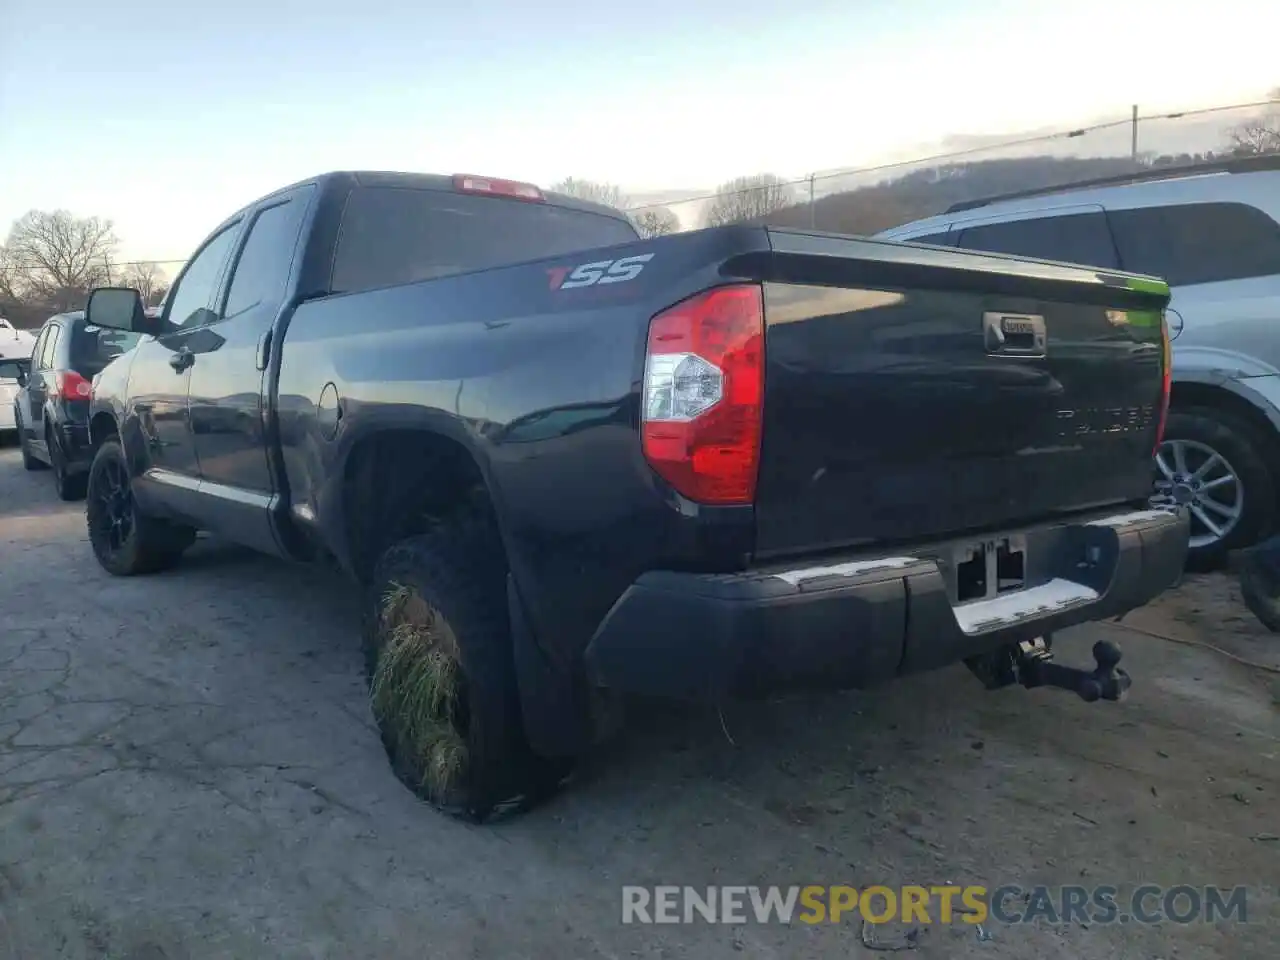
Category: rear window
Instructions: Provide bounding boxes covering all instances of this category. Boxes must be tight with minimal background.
[1108,202,1280,287]
[330,186,640,295]
[70,322,142,376]
[954,211,1120,269]
[952,211,1121,268]
[0,358,28,380]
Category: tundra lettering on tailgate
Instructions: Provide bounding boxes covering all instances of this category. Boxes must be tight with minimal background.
[548,253,654,290]
[1056,404,1157,438]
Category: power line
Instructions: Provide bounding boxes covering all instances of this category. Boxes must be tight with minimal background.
[6,258,187,276]
[622,97,1277,212]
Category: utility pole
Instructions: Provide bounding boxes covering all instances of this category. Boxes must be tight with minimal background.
[1131,104,1139,162]
[808,174,816,229]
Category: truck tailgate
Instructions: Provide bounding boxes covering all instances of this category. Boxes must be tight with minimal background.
[754,231,1169,557]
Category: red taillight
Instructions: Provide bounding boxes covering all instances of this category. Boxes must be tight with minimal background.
[55,370,92,401]
[452,174,544,202]
[1153,312,1172,454]
[641,284,765,505]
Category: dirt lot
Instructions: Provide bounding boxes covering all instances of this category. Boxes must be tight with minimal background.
[1,445,1276,960]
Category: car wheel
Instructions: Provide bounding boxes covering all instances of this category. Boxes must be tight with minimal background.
[1154,407,1277,568]
[1239,535,1280,634]
[19,414,45,472]
[48,427,87,501]
[85,438,196,575]
[362,511,572,822]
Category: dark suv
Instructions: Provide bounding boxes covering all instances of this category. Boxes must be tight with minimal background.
[15,311,142,499]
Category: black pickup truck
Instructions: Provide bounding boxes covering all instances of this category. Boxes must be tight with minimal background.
[82,170,1189,820]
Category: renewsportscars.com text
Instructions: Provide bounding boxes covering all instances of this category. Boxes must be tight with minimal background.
[621,884,1249,926]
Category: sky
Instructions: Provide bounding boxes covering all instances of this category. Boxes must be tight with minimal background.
[1,0,1277,265]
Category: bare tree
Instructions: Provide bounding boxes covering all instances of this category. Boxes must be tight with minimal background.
[1228,118,1280,155]
[5,210,119,312]
[702,174,797,227]
[549,177,628,209]
[1226,86,1280,156]
[631,207,680,238]
[0,244,23,305]
[119,260,169,304]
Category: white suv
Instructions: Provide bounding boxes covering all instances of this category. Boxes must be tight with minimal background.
[877,154,1280,564]
[1,319,35,442]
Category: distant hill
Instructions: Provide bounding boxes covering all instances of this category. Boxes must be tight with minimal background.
[761,151,1230,236]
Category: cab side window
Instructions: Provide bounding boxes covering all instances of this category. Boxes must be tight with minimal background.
[165,224,242,331]
[220,188,313,322]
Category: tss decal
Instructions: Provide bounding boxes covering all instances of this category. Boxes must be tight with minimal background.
[549,253,654,290]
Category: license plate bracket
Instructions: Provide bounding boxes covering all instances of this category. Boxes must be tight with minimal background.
[954,536,1027,603]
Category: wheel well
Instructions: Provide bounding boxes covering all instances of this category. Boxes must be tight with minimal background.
[1169,381,1280,475]
[342,429,495,581]
[90,412,119,450]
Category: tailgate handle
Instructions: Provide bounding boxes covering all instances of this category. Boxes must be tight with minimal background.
[984,312,1046,357]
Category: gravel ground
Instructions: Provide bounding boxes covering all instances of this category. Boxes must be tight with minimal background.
[1,444,1276,959]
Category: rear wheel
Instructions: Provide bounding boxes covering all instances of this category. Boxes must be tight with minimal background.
[48,426,87,501]
[19,413,44,472]
[86,438,196,575]
[1155,408,1277,568]
[362,512,572,821]
[1240,536,1280,633]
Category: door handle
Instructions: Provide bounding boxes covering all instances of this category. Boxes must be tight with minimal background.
[983,312,1046,358]
[255,330,272,371]
[169,348,195,372]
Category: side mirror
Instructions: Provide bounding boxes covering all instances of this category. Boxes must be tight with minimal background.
[85,287,155,334]
[15,368,27,388]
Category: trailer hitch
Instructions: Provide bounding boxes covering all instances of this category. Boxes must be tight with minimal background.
[965,635,1132,702]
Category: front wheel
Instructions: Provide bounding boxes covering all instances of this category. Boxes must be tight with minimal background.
[86,438,196,575]
[362,513,572,821]
[1155,408,1277,568]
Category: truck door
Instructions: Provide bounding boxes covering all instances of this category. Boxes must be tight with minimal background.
[127,221,242,519]
[186,185,314,554]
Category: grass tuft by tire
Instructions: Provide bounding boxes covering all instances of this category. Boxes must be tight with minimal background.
[371,583,469,801]
[362,512,572,822]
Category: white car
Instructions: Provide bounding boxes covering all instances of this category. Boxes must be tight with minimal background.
[1,318,36,440]
[0,355,30,440]
[1,317,37,354]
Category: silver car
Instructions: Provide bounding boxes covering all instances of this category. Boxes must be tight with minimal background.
[876,154,1280,564]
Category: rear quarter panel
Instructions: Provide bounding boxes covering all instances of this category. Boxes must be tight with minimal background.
[276,226,771,665]
[1170,276,1280,376]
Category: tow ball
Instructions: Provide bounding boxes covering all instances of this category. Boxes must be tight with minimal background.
[965,635,1132,703]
